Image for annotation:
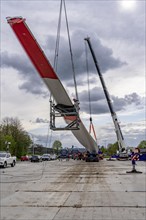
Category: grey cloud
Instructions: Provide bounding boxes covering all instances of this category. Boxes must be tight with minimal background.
[18,81,49,97]
[81,101,109,115]
[1,51,48,96]
[31,132,73,148]
[66,76,98,88]
[1,51,34,77]
[35,118,49,123]
[125,93,142,105]
[1,28,127,95]
[79,87,105,102]
[111,93,143,111]
[83,36,127,73]
[1,49,143,116]
[46,31,127,84]
[79,87,143,114]
[31,134,52,147]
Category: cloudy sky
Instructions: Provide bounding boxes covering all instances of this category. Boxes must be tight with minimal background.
[1,0,145,149]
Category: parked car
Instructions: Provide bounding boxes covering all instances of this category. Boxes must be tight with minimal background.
[31,155,42,162]
[28,155,32,161]
[21,155,29,161]
[85,153,99,162]
[0,151,16,168]
[59,149,69,159]
[42,154,51,161]
[50,154,57,160]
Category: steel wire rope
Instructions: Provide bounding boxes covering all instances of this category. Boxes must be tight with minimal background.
[85,40,97,142]
[45,0,63,150]
[45,0,80,150]
[53,0,63,72]
[85,40,92,119]
[63,0,79,101]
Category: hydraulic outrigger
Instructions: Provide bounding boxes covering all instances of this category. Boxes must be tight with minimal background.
[85,37,128,159]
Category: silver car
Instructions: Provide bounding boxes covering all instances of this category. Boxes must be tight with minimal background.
[42,154,51,161]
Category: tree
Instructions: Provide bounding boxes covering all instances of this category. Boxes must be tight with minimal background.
[0,117,32,158]
[99,146,107,154]
[52,140,62,155]
[138,140,146,149]
[106,142,119,156]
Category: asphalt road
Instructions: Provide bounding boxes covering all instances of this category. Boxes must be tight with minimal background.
[0,159,146,220]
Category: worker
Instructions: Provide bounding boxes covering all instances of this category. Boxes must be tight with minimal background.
[98,149,103,160]
[126,147,142,174]
[73,98,80,112]
[131,148,140,172]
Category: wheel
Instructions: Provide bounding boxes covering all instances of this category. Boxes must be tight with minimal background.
[11,161,16,167]
[3,162,7,168]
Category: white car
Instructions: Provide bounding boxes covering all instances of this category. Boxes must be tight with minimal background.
[0,152,16,168]
[50,154,57,160]
[42,154,51,161]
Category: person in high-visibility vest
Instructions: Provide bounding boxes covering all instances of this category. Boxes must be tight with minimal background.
[131,148,140,171]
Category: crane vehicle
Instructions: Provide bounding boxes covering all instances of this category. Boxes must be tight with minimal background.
[7,17,98,155]
[85,37,128,160]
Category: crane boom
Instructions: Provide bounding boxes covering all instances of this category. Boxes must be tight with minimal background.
[85,37,126,152]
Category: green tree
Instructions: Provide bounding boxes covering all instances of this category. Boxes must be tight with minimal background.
[138,140,146,149]
[4,135,16,155]
[52,140,62,155]
[100,146,107,154]
[0,117,32,158]
[107,142,119,156]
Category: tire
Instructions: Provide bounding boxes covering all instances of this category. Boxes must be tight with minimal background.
[3,162,7,168]
[11,161,16,167]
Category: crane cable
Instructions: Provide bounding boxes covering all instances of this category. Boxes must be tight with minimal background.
[85,40,97,142]
[51,0,63,103]
[63,0,79,101]
[46,0,79,147]
[45,0,63,149]
[53,0,79,101]
[54,0,63,72]
[53,0,79,102]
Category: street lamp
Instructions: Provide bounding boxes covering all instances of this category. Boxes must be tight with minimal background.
[28,133,35,155]
[5,141,11,152]
[28,133,41,155]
